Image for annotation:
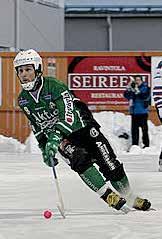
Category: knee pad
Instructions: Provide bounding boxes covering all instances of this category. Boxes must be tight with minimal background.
[59,143,93,174]
[71,147,93,174]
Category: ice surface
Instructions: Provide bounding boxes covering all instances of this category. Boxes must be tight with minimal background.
[0,111,161,238]
[0,153,161,239]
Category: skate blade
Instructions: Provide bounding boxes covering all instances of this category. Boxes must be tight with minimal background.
[120,204,135,214]
[121,205,156,213]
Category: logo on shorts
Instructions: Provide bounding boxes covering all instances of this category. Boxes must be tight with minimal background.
[90,127,99,137]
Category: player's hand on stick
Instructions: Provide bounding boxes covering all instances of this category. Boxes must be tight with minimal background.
[43,132,62,167]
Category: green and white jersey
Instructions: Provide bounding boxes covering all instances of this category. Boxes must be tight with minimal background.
[18,76,86,143]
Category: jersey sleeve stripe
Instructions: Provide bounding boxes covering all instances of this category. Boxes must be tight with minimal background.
[56,122,73,134]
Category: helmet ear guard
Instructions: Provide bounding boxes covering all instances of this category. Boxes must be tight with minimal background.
[35,64,43,76]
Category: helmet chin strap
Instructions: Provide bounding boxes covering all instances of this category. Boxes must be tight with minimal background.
[20,70,42,91]
[21,77,38,91]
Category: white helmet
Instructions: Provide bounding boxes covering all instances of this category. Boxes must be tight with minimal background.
[13,49,43,91]
[13,49,43,72]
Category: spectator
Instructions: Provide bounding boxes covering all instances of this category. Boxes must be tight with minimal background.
[153,61,162,171]
[124,75,150,148]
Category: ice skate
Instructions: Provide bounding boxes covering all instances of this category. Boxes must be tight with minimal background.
[107,192,127,210]
[133,196,151,211]
[101,189,126,210]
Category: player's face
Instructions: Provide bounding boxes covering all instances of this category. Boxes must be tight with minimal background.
[17,64,35,84]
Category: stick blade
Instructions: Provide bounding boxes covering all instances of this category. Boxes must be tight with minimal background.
[57,205,66,219]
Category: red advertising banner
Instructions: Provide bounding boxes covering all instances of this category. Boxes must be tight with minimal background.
[68,56,151,107]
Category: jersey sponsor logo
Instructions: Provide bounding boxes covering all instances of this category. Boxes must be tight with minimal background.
[19,99,29,106]
[64,144,75,156]
[80,174,99,192]
[61,91,74,125]
[90,127,99,138]
[32,109,59,130]
[49,102,56,109]
[96,141,115,170]
[44,94,52,100]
